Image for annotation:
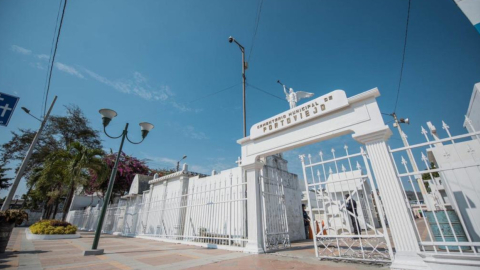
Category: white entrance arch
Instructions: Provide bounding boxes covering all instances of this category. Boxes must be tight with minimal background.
[238,88,429,270]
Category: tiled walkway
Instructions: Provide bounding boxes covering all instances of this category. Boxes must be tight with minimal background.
[1,228,385,270]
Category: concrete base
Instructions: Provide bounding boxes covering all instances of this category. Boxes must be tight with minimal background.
[419,252,480,270]
[391,251,430,270]
[112,232,123,236]
[83,249,104,256]
[243,242,265,254]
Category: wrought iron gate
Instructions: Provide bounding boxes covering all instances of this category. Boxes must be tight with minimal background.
[260,165,291,252]
[300,146,393,262]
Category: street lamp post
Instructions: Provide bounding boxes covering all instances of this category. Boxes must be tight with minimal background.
[84,109,154,256]
[176,155,187,171]
[1,96,58,211]
[228,36,247,138]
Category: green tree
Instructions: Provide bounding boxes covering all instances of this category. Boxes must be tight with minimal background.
[24,142,105,220]
[0,105,101,181]
[0,162,12,190]
[26,158,70,218]
[59,142,106,221]
[421,162,440,193]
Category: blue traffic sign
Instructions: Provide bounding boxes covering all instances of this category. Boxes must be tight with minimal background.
[0,92,20,127]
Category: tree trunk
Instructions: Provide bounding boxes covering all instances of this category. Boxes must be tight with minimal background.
[62,179,75,221]
[41,203,48,219]
[20,186,33,209]
[52,198,60,220]
[45,204,52,220]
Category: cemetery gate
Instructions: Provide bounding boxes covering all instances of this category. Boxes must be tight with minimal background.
[300,146,394,263]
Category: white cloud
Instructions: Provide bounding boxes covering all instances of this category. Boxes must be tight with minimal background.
[183,125,208,140]
[142,153,182,170]
[142,153,234,175]
[36,54,49,60]
[190,165,209,174]
[11,45,31,55]
[171,101,203,113]
[164,85,174,96]
[190,157,235,174]
[29,62,46,70]
[55,62,84,78]
[84,69,170,101]
[143,154,178,167]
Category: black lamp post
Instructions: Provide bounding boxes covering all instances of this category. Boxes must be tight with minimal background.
[229,36,247,138]
[176,155,187,171]
[85,108,154,256]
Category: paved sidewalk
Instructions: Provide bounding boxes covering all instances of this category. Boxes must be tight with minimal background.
[1,228,386,270]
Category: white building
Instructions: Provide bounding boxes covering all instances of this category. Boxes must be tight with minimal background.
[465,82,480,134]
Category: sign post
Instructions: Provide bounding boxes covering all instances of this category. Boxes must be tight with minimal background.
[1,96,57,211]
[0,92,20,127]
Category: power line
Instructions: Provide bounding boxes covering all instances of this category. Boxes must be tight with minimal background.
[41,0,64,117]
[187,83,242,103]
[393,0,411,113]
[43,0,68,117]
[247,0,264,63]
[247,83,285,101]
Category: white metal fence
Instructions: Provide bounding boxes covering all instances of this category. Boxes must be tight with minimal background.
[300,146,393,263]
[68,171,248,248]
[389,117,480,254]
[68,202,126,234]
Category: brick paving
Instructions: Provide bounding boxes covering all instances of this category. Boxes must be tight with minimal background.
[0,228,387,270]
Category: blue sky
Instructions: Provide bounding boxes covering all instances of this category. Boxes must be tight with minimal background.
[1,0,480,197]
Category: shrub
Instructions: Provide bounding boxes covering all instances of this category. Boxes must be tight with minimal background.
[50,220,71,227]
[29,220,77,235]
[0,209,28,225]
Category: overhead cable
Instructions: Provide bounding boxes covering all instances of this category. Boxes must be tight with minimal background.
[187,83,242,103]
[393,0,411,113]
[41,0,64,117]
[43,0,68,117]
[247,83,285,101]
[248,0,264,63]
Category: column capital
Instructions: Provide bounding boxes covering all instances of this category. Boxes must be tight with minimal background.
[241,161,264,171]
[353,125,392,144]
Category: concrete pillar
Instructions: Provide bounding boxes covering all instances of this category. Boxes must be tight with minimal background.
[353,126,430,270]
[177,174,190,238]
[242,161,265,253]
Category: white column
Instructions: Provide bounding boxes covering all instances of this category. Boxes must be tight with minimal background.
[353,126,430,270]
[177,174,190,237]
[242,161,265,253]
[142,184,155,234]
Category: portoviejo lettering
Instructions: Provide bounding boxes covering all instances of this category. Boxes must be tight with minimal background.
[250,90,349,139]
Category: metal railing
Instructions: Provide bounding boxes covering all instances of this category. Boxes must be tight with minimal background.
[68,171,248,248]
[300,146,393,263]
[138,174,247,247]
[389,117,480,254]
[68,202,126,234]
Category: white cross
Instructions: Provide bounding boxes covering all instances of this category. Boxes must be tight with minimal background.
[0,103,12,117]
[235,157,242,166]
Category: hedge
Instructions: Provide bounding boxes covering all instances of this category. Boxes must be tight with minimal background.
[29,220,77,235]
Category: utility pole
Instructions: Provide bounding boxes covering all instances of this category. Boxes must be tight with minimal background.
[1,96,58,211]
[228,36,247,138]
[392,113,433,211]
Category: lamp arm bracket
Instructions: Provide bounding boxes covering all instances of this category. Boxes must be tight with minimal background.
[126,134,144,145]
[104,126,123,139]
